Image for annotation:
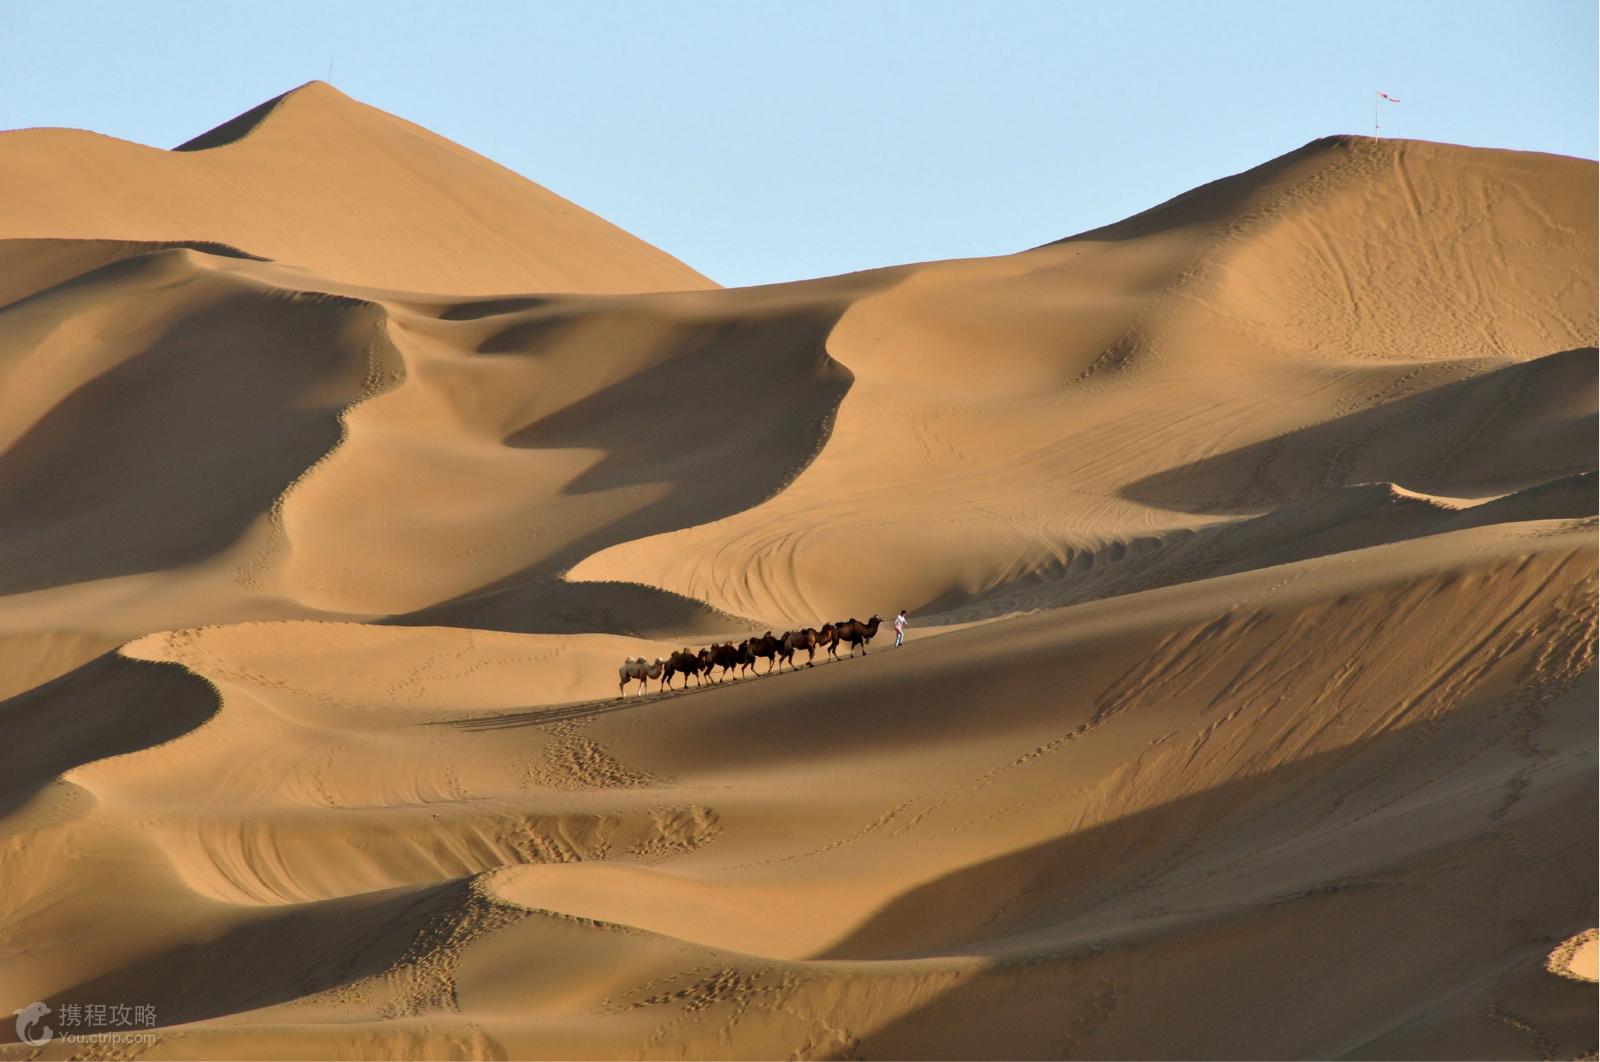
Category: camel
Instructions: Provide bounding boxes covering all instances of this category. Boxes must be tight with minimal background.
[774,630,797,671]
[618,657,665,696]
[747,631,781,674]
[663,648,707,689]
[779,624,835,669]
[708,642,742,682]
[813,622,836,663]
[830,615,882,658]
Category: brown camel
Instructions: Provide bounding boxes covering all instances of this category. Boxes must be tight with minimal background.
[708,642,742,682]
[734,639,757,678]
[779,625,835,669]
[748,631,782,673]
[830,615,882,658]
[664,648,706,689]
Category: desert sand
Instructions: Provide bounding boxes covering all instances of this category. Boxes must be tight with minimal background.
[0,82,1594,1060]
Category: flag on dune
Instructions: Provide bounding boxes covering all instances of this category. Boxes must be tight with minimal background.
[1375,91,1401,132]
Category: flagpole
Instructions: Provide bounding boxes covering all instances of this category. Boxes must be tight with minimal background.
[1374,92,1380,134]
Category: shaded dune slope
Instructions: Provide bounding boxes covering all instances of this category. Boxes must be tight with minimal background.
[0,248,394,595]
[0,649,218,817]
[1125,346,1598,513]
[0,245,867,638]
[268,279,862,618]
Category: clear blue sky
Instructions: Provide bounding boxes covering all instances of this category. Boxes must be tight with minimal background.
[3,1,1595,287]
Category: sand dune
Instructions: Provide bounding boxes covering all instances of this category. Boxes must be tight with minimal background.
[0,88,1594,1060]
[0,83,712,296]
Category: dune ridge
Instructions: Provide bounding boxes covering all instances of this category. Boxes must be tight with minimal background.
[0,87,1594,1060]
[0,82,714,296]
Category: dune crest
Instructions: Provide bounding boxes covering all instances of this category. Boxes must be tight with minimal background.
[0,82,714,295]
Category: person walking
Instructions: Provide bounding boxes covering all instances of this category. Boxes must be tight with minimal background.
[894,609,908,647]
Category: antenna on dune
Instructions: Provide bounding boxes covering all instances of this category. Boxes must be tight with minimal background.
[327,57,334,85]
[1375,91,1400,133]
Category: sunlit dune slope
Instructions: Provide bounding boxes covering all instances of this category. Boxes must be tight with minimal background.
[571,137,1596,623]
[0,82,713,295]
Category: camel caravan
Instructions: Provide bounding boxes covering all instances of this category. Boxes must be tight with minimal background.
[618,616,882,696]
